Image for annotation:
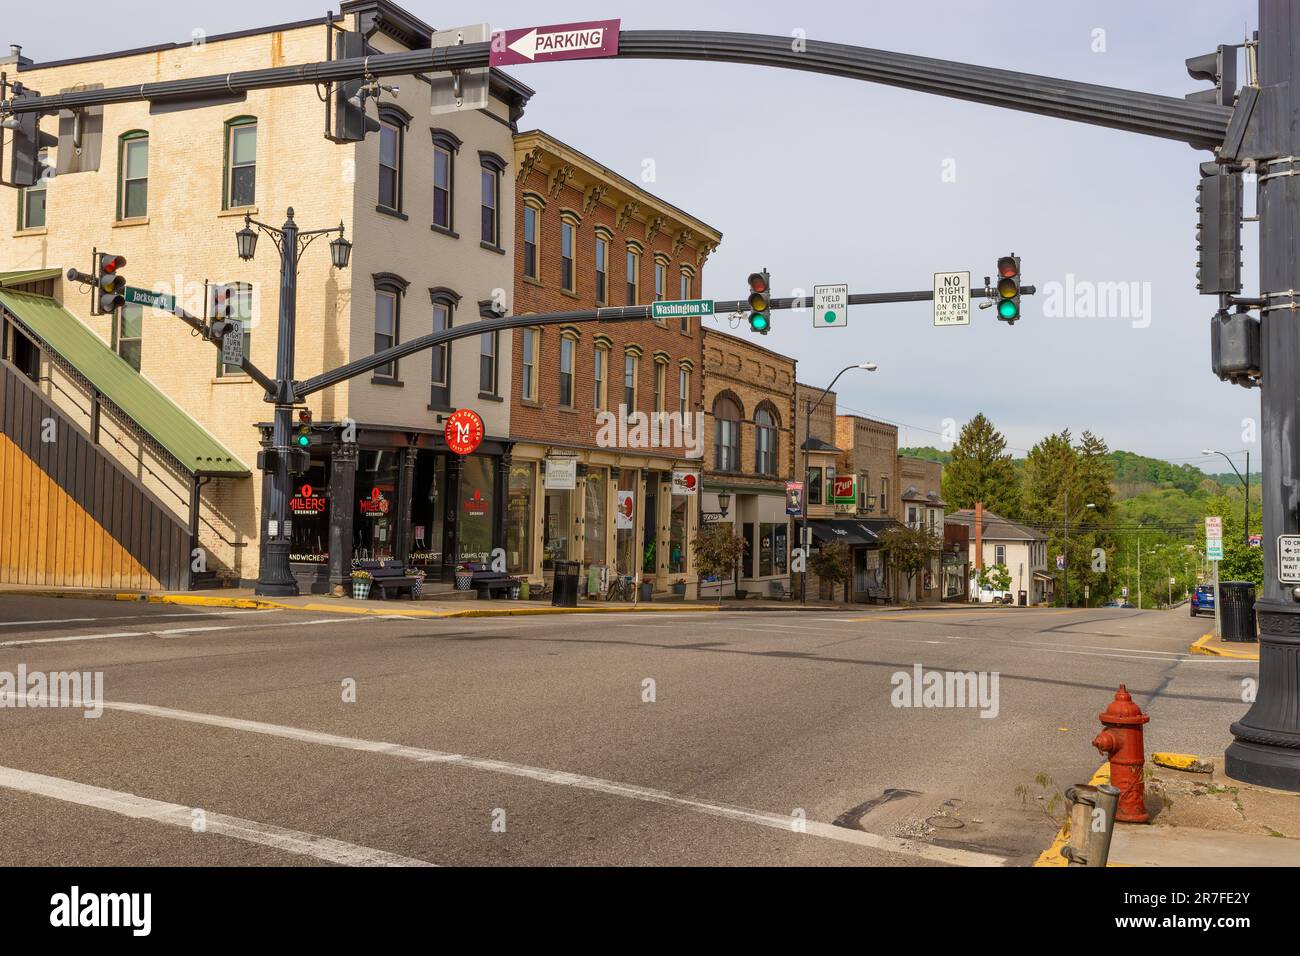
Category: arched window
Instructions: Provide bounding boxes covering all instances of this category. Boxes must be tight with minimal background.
[714,394,742,472]
[755,405,779,476]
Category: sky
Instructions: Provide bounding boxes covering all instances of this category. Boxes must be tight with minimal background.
[3,0,1261,470]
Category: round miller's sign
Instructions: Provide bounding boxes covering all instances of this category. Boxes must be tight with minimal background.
[444,408,485,456]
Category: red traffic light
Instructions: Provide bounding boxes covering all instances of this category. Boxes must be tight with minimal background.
[747,272,768,294]
[297,408,312,425]
[99,253,126,274]
[997,256,1018,279]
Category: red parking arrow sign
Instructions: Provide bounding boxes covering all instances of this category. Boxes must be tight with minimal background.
[490,20,620,66]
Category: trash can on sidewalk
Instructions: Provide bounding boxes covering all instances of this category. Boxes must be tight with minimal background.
[1218,581,1258,642]
[1018,590,1027,607]
[552,560,580,608]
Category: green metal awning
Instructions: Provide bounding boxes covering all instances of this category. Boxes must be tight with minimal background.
[0,268,62,288]
[0,288,249,477]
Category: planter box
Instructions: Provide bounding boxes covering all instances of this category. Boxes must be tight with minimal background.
[672,583,687,596]
[352,580,371,600]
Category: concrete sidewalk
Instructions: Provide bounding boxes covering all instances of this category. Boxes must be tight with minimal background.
[1036,756,1300,867]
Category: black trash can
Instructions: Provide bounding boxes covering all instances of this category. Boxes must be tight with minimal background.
[552,560,580,608]
[1018,590,1027,607]
[1218,581,1258,643]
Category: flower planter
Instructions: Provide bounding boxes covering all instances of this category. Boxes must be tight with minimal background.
[352,579,371,600]
[672,583,687,596]
[639,582,654,602]
[455,570,473,591]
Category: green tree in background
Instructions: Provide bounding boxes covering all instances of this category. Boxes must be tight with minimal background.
[941,413,1020,517]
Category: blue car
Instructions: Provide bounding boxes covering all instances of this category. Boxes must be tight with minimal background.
[1191,584,1215,617]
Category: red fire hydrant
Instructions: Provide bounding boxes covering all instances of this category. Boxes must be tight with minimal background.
[1091,684,1150,823]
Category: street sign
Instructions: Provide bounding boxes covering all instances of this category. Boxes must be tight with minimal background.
[429,24,490,114]
[124,286,175,312]
[1056,553,1065,570]
[1250,533,1263,547]
[221,322,244,367]
[1207,540,1224,561]
[650,298,713,321]
[813,283,849,327]
[1278,535,1300,583]
[932,271,970,326]
[490,20,620,66]
[1205,516,1223,538]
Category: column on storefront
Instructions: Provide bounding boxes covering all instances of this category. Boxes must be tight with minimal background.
[326,440,357,594]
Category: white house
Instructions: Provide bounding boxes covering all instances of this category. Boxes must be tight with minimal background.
[946,508,1052,605]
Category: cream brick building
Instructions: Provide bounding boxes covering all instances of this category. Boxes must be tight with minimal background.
[0,2,533,591]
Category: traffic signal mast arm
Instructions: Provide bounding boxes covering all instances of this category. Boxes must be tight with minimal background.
[294,281,1036,399]
[3,32,1230,151]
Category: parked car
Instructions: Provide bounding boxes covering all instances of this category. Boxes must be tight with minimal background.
[1191,584,1215,617]
[1101,600,1136,609]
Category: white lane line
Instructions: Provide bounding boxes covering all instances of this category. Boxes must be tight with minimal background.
[0,617,372,648]
[0,610,284,628]
[94,698,1004,867]
[0,764,434,867]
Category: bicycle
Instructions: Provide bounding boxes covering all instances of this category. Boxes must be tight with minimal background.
[605,575,634,602]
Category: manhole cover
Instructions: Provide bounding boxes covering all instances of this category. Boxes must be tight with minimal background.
[925,815,965,830]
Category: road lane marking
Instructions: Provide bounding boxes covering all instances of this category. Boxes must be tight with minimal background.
[0,617,376,648]
[88,698,1005,867]
[0,764,434,867]
[0,610,284,628]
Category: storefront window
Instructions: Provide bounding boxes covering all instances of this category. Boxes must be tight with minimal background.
[409,452,446,570]
[288,462,329,564]
[354,450,399,562]
[615,469,637,576]
[506,461,535,574]
[669,496,687,574]
[774,524,788,575]
[759,523,775,577]
[459,455,495,565]
[543,488,572,571]
[584,468,608,569]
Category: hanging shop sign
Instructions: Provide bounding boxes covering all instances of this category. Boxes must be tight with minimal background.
[672,471,699,496]
[785,481,804,516]
[544,457,577,490]
[444,408,485,456]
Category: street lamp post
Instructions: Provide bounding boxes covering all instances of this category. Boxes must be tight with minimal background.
[1202,449,1251,545]
[801,362,876,604]
[238,207,351,597]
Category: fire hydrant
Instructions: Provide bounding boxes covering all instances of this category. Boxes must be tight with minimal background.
[1091,684,1150,823]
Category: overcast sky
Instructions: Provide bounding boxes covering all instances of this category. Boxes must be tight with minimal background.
[5,0,1260,470]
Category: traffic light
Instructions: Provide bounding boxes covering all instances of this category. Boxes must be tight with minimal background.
[747,270,772,334]
[995,255,1020,323]
[2,90,51,188]
[1196,162,1243,295]
[1186,45,1237,107]
[332,31,382,142]
[96,253,127,314]
[296,408,313,448]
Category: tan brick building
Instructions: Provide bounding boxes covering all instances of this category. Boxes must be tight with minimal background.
[508,130,721,597]
[0,1,533,592]
[700,329,797,599]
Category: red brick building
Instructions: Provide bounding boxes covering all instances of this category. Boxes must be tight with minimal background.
[507,130,723,597]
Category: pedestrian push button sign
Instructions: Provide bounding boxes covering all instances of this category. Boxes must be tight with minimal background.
[1278,535,1300,584]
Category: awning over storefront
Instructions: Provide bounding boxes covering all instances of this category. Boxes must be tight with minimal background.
[1032,570,1055,581]
[808,518,898,547]
[0,287,249,477]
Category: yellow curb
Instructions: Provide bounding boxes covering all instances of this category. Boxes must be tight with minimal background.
[1152,752,1212,773]
[1188,632,1260,661]
[1034,762,1111,867]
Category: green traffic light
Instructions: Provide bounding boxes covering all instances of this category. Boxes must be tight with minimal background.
[297,434,310,447]
[998,300,1019,320]
[749,313,769,332]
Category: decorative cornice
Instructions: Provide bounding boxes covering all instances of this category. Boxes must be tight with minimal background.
[671,229,694,257]
[695,241,717,267]
[583,184,608,216]
[548,163,575,199]
[617,201,640,232]
[645,215,667,245]
[518,146,544,186]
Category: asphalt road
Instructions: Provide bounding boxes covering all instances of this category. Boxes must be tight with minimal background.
[0,595,1241,867]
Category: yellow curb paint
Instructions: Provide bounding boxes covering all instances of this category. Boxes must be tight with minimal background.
[1033,762,1111,868]
[1188,632,1260,661]
[1152,752,1212,773]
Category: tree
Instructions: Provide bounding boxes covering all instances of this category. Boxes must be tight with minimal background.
[977,562,1012,594]
[809,540,852,602]
[942,413,1021,517]
[692,524,748,605]
[880,524,940,602]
